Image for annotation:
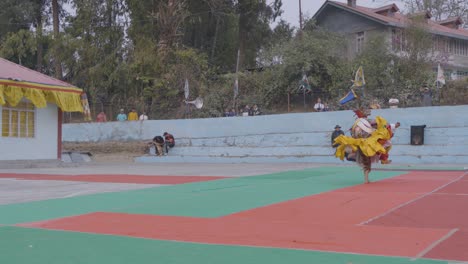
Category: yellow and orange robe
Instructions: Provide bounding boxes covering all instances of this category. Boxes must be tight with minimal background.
[334,116,392,168]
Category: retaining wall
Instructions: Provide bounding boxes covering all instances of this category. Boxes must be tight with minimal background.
[63,105,468,164]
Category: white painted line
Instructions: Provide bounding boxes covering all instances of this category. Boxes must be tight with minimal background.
[435,193,468,196]
[62,190,91,198]
[412,228,459,261]
[359,172,467,226]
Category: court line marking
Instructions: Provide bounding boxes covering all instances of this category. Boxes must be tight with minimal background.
[412,228,459,260]
[358,172,467,226]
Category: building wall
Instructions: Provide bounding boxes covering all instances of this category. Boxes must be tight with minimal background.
[316,6,388,58]
[316,5,468,73]
[0,103,58,160]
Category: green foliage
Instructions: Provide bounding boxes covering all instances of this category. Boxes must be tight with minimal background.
[1,0,465,120]
[0,0,35,40]
[353,25,434,107]
[257,29,350,107]
[0,30,37,67]
[441,78,468,105]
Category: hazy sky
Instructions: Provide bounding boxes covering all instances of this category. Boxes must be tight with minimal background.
[270,0,406,28]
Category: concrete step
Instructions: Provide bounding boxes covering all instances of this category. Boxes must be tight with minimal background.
[61,152,93,163]
[135,154,468,164]
[166,144,468,157]
[172,127,468,148]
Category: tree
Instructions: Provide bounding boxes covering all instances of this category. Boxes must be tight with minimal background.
[354,20,435,107]
[256,29,350,109]
[237,0,282,70]
[0,30,37,66]
[0,0,35,40]
[52,0,63,79]
[404,0,468,27]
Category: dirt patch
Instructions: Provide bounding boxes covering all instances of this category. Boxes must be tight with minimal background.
[63,141,149,163]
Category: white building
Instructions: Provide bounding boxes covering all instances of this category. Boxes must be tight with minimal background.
[0,58,83,161]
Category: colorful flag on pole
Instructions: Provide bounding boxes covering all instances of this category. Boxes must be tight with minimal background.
[353,66,365,87]
[436,64,445,86]
[339,89,359,105]
[184,78,190,100]
[234,78,239,98]
[80,92,92,121]
[298,74,311,92]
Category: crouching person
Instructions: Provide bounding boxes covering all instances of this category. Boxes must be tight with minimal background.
[145,136,165,156]
[163,132,175,154]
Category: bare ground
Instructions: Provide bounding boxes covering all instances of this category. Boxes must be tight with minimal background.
[63,141,148,163]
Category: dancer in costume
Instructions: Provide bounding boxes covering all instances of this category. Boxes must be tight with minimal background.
[334,66,399,183]
[333,109,392,184]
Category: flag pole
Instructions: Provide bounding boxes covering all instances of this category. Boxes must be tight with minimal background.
[303,88,306,109]
[235,49,240,115]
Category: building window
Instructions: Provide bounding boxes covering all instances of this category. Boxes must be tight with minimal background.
[443,38,468,56]
[356,32,365,53]
[1,101,35,138]
[392,28,407,51]
[457,71,468,79]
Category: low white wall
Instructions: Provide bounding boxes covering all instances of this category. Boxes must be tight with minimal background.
[0,104,58,160]
[63,105,468,143]
[62,105,468,164]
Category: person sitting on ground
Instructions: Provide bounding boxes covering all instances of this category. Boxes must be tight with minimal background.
[153,136,165,156]
[145,136,165,156]
[163,132,175,154]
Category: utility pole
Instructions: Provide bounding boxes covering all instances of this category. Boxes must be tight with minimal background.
[52,0,62,79]
[299,0,303,34]
[234,49,240,115]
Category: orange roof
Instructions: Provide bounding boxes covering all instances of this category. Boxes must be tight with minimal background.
[316,1,468,40]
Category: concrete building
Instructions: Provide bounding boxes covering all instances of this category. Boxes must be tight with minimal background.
[0,58,83,161]
[313,0,468,80]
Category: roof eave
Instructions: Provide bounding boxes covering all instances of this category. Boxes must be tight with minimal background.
[389,23,468,41]
[313,1,390,26]
[431,31,468,41]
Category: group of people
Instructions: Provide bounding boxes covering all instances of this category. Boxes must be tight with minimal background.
[116,108,149,121]
[95,109,149,122]
[145,132,175,156]
[313,98,330,112]
[224,105,261,117]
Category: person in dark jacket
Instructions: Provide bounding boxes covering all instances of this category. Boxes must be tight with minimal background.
[163,132,175,154]
[331,125,345,148]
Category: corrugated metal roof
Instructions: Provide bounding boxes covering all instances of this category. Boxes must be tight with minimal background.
[0,57,77,88]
